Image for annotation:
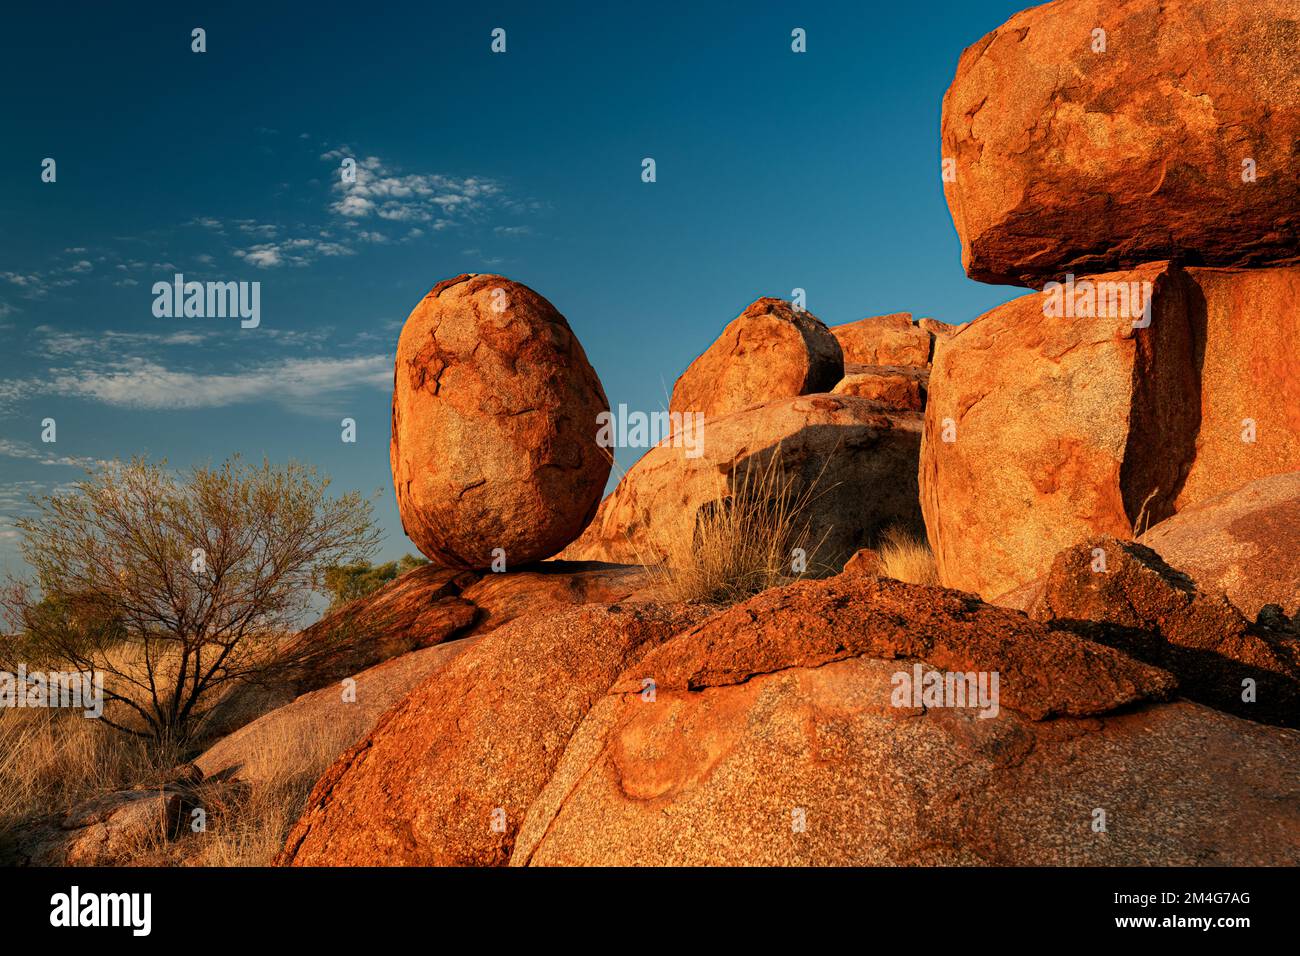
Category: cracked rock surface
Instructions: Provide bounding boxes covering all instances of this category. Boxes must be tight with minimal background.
[669,297,843,421]
[508,574,1299,866]
[390,273,611,569]
[941,0,1300,287]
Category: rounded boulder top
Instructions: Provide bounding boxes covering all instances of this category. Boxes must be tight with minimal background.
[390,274,611,570]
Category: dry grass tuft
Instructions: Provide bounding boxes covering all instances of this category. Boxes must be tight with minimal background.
[180,718,340,866]
[876,526,939,586]
[1,682,337,866]
[644,443,833,605]
[0,708,171,841]
[181,773,317,867]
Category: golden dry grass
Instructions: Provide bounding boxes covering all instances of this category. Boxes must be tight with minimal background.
[0,656,336,866]
[181,775,317,867]
[0,707,170,840]
[645,443,833,605]
[876,526,939,585]
[180,718,341,866]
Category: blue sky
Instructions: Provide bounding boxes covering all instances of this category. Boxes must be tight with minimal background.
[0,0,1028,576]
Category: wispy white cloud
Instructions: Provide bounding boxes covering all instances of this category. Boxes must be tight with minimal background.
[2,271,49,298]
[235,221,279,238]
[234,237,355,269]
[323,150,504,228]
[0,438,103,468]
[3,254,101,299]
[30,326,220,358]
[47,355,391,410]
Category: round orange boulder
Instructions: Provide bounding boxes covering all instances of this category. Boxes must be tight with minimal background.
[390,274,611,569]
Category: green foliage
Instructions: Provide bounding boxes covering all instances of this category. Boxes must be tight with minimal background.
[0,592,127,672]
[323,554,428,609]
[1,455,380,743]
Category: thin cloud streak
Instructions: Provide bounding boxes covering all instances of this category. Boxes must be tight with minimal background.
[46,355,393,410]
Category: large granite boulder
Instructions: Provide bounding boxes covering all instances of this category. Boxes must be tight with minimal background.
[669,297,843,421]
[563,394,924,571]
[941,0,1300,286]
[510,574,1299,865]
[391,273,611,569]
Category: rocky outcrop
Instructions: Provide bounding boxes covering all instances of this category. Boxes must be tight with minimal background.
[195,637,482,786]
[841,547,882,577]
[1139,473,1300,618]
[200,560,655,740]
[669,298,842,421]
[824,315,962,412]
[941,0,1300,287]
[9,788,188,867]
[831,364,926,411]
[390,273,611,570]
[278,602,708,866]
[1172,267,1300,508]
[1021,537,1300,727]
[561,394,924,571]
[509,574,1299,865]
[831,313,935,367]
[605,573,1174,719]
[920,262,1198,598]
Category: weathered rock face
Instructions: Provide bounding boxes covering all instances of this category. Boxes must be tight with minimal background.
[606,574,1174,720]
[8,789,188,866]
[922,263,1300,599]
[841,547,882,577]
[200,560,656,740]
[942,0,1300,287]
[1174,266,1300,507]
[562,394,924,571]
[457,560,656,633]
[831,313,934,366]
[1023,537,1300,727]
[669,298,843,420]
[390,274,611,570]
[195,637,481,786]
[1140,473,1300,618]
[278,603,708,867]
[921,263,1200,598]
[832,364,927,411]
[919,317,966,340]
[511,575,1300,866]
